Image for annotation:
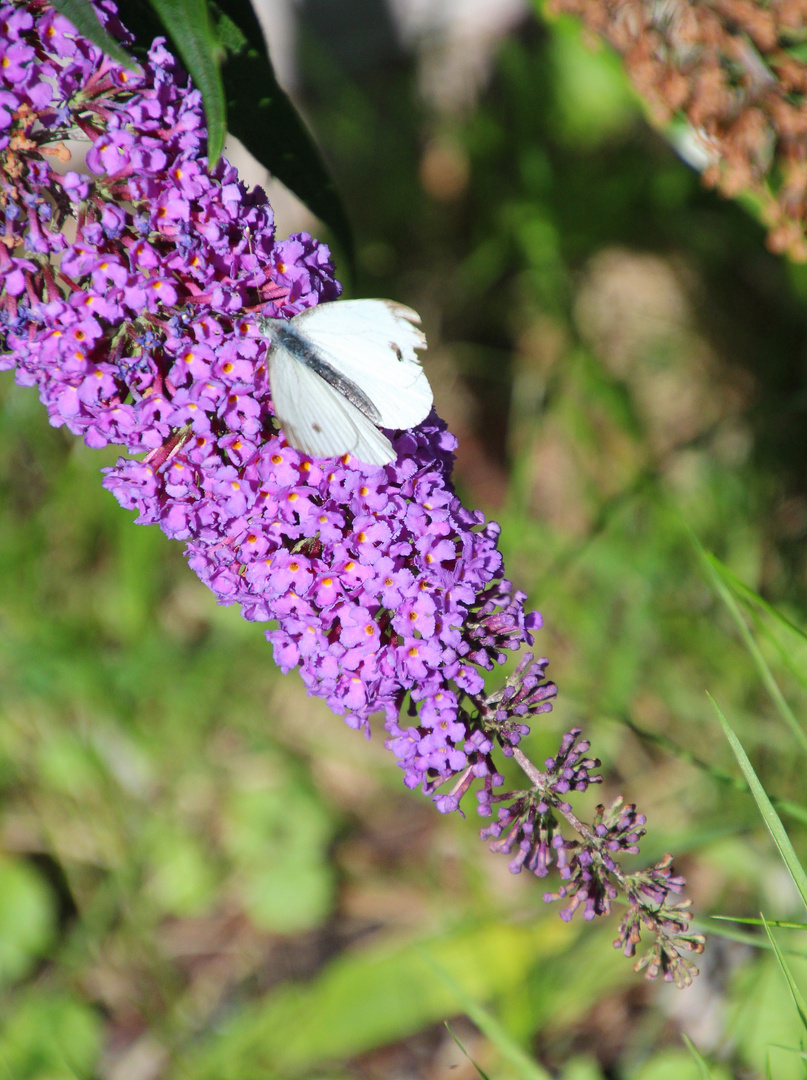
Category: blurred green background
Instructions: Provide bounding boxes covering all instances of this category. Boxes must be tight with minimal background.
[3,1,807,1076]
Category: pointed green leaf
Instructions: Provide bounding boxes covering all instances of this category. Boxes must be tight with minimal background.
[51,0,137,68]
[426,956,553,1080]
[209,0,355,272]
[145,0,227,165]
[707,556,807,695]
[713,915,807,932]
[768,1043,807,1059]
[709,556,807,650]
[622,716,807,827]
[695,541,807,756]
[444,1022,492,1080]
[763,914,807,1037]
[682,1034,715,1080]
[706,919,807,961]
[180,919,584,1076]
[711,695,807,909]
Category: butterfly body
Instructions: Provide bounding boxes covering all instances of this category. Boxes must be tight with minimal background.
[258,299,432,466]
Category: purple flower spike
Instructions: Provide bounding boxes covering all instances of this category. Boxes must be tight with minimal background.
[0,0,702,986]
[0,0,553,811]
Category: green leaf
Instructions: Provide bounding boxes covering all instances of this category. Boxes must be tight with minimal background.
[708,558,807,651]
[705,918,807,960]
[0,857,56,983]
[181,918,584,1076]
[710,695,807,909]
[0,992,102,1078]
[696,542,807,757]
[768,1043,807,1060]
[706,558,807,695]
[222,778,336,932]
[713,915,807,932]
[763,914,807,1037]
[145,0,228,165]
[58,0,353,265]
[209,0,355,272]
[682,1033,716,1080]
[621,715,807,828]
[444,1021,492,1080]
[50,0,138,68]
[425,956,553,1080]
[732,954,807,1079]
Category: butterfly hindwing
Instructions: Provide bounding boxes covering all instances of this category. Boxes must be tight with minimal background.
[267,342,396,465]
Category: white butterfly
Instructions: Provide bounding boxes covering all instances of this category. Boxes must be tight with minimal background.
[257,299,433,466]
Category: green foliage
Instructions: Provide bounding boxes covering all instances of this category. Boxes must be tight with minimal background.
[221,770,336,931]
[0,857,56,982]
[629,1049,731,1080]
[546,18,636,147]
[682,1035,718,1080]
[713,699,807,908]
[0,991,102,1078]
[181,921,563,1076]
[730,954,807,1080]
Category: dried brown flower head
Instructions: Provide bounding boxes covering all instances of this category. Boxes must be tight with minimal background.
[549,0,807,259]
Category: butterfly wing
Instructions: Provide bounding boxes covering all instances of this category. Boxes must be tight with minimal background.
[267,341,396,465]
[290,300,432,430]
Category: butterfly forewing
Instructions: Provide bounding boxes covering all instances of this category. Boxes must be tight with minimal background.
[290,300,432,430]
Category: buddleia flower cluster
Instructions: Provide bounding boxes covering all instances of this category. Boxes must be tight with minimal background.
[0,0,703,981]
[478,671,704,986]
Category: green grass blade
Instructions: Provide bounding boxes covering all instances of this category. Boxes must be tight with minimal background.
[621,716,807,826]
[444,1022,491,1080]
[682,1033,715,1079]
[706,920,807,958]
[713,916,807,931]
[753,617,807,696]
[763,914,807,1036]
[421,952,553,1080]
[698,545,807,756]
[51,0,137,68]
[768,1043,807,1059]
[709,557,807,694]
[712,558,807,648]
[711,695,807,909]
